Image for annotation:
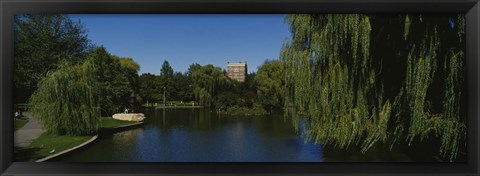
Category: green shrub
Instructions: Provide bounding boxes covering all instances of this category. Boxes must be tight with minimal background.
[219,103,268,116]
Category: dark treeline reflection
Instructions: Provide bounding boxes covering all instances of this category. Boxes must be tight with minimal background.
[144,108,295,136]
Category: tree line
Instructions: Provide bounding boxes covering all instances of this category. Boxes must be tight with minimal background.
[15,15,141,135]
[138,59,285,116]
[15,14,286,136]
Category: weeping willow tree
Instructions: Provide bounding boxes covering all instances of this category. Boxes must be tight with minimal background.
[281,14,466,161]
[192,64,231,107]
[392,14,466,161]
[282,14,389,152]
[28,59,101,135]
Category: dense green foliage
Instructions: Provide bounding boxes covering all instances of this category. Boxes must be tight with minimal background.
[18,15,140,136]
[137,61,275,116]
[139,73,163,105]
[89,47,138,116]
[219,103,268,116]
[14,14,91,104]
[172,72,195,101]
[28,59,101,135]
[191,64,232,107]
[255,60,286,112]
[159,61,175,102]
[139,63,196,106]
[281,14,465,161]
[116,56,140,95]
[27,47,140,134]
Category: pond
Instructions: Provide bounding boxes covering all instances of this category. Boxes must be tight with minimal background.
[51,108,449,162]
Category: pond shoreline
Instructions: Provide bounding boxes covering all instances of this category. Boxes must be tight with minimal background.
[35,135,98,162]
[99,121,144,133]
[35,121,144,162]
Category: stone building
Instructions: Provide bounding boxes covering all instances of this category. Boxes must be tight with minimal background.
[227,62,247,82]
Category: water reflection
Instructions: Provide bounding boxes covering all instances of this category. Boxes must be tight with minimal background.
[53,108,452,162]
[54,108,324,162]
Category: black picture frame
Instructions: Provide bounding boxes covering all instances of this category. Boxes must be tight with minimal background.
[1,0,479,175]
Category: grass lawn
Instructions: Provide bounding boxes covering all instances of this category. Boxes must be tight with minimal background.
[14,119,29,131]
[100,117,140,129]
[15,117,140,161]
[15,133,93,161]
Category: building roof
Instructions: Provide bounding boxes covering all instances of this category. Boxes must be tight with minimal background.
[227,62,247,66]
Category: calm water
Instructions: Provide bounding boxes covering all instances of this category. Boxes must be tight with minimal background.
[52,108,452,162]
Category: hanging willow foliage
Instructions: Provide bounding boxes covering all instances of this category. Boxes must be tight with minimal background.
[282,14,389,151]
[404,28,440,142]
[28,59,101,135]
[440,50,465,160]
[281,14,465,161]
[192,64,231,107]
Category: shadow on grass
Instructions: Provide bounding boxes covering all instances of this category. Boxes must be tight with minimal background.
[14,146,44,162]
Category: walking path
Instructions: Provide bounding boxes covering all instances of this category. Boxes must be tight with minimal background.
[14,113,44,148]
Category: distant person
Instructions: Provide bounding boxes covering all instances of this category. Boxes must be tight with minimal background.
[14,110,22,119]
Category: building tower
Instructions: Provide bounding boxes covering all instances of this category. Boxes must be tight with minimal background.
[227,61,247,82]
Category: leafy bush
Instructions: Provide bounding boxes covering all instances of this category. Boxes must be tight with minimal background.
[219,103,268,116]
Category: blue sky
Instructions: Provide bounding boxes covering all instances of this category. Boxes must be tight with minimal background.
[68,14,291,75]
